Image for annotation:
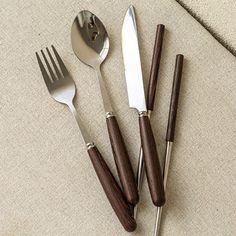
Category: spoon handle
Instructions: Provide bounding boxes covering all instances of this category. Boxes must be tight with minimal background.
[106,113,139,205]
[95,68,138,205]
[88,145,137,232]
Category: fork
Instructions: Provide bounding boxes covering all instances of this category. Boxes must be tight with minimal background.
[36,46,136,232]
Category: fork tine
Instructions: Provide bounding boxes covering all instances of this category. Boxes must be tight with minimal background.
[51,45,69,77]
[46,47,62,79]
[36,52,52,88]
[41,50,57,81]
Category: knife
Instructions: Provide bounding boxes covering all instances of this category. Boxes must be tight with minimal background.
[122,5,165,206]
[135,24,165,218]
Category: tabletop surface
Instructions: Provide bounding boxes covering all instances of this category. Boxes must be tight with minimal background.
[178,0,236,56]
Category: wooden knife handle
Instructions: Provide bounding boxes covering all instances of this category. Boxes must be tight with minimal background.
[88,145,137,232]
[147,24,165,111]
[166,54,184,142]
[106,114,139,205]
[139,113,165,206]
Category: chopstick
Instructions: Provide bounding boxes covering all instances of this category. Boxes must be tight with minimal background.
[153,54,184,236]
[134,24,165,218]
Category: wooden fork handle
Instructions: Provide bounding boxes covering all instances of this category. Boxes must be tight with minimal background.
[106,113,139,205]
[87,145,137,232]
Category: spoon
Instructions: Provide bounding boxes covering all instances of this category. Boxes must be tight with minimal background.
[71,11,139,205]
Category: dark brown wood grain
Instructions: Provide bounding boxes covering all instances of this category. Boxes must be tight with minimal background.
[88,146,137,232]
[166,54,184,142]
[147,24,165,111]
[106,115,139,205]
[139,115,165,206]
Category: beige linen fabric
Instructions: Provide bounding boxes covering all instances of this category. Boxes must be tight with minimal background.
[0,0,235,235]
[177,0,236,55]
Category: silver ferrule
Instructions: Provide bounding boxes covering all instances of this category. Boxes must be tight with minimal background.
[106,111,115,118]
[86,142,95,150]
[138,111,148,117]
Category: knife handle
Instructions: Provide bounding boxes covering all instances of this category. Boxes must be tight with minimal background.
[166,54,184,142]
[106,113,139,205]
[87,144,137,232]
[139,112,165,206]
[147,24,165,111]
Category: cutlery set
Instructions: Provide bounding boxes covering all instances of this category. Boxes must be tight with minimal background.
[36,5,184,235]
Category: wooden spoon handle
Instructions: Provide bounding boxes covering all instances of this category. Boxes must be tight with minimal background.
[106,114,139,205]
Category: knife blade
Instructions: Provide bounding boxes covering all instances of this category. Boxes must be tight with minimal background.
[122,5,165,206]
[122,6,146,112]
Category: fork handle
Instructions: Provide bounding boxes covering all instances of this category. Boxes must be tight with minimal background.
[106,112,139,205]
[87,144,137,232]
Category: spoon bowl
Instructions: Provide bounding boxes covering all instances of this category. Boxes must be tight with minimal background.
[71,10,109,68]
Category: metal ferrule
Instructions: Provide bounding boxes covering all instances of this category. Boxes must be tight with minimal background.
[138,111,148,117]
[86,142,95,150]
[106,111,115,118]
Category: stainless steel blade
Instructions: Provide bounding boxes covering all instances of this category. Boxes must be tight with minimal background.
[122,5,147,112]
